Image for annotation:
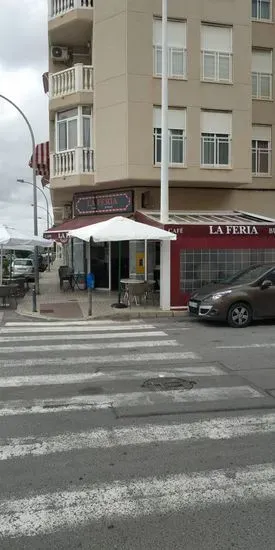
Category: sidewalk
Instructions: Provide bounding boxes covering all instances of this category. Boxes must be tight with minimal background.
[16,260,188,321]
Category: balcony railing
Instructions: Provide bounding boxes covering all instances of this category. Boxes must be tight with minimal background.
[49,64,93,99]
[49,0,93,19]
[51,147,94,177]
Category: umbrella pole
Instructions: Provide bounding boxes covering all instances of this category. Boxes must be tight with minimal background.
[118,240,121,304]
[0,245,3,285]
[111,240,127,309]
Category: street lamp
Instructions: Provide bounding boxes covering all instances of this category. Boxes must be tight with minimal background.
[159,0,170,311]
[17,179,51,229]
[30,203,53,228]
[0,94,39,297]
[18,178,52,272]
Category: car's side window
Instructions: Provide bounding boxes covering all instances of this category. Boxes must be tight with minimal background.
[265,270,275,285]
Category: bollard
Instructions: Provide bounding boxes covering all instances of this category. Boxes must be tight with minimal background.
[32,287,37,313]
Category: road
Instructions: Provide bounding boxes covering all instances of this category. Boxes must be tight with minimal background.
[0,313,275,549]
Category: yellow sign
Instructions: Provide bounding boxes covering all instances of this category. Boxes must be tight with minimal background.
[136,252,145,274]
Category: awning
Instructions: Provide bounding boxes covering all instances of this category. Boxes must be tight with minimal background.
[29,142,50,185]
[44,214,132,243]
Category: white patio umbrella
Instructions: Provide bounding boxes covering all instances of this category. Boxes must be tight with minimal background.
[69,216,176,306]
[0,225,53,284]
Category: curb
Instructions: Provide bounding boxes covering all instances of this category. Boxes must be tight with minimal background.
[15,306,189,323]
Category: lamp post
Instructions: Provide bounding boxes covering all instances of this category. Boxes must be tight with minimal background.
[17,178,52,271]
[0,94,39,295]
[32,204,53,227]
[17,179,50,228]
[159,0,170,311]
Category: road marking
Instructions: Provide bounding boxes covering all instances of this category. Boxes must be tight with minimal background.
[0,339,179,354]
[1,413,275,460]
[217,343,275,350]
[0,365,225,388]
[0,324,158,334]
[0,463,274,537]
[0,351,200,369]
[0,386,263,416]
[5,320,141,327]
[0,330,167,343]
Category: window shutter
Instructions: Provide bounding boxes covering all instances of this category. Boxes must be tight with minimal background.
[201,111,232,134]
[201,25,232,53]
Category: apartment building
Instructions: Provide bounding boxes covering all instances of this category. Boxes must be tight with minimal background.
[46,0,275,300]
[47,0,275,225]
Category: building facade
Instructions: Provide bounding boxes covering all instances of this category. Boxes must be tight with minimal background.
[48,0,275,225]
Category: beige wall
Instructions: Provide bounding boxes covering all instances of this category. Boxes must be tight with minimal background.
[48,0,275,222]
[125,0,252,186]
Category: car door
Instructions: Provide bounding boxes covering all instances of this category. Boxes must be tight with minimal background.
[254,269,275,318]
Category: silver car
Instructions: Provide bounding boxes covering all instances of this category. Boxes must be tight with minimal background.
[12,258,34,281]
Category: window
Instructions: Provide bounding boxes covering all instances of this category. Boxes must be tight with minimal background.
[153,19,187,78]
[153,107,186,165]
[252,125,271,175]
[201,111,232,167]
[56,106,92,152]
[201,25,232,83]
[252,49,272,100]
[252,0,272,21]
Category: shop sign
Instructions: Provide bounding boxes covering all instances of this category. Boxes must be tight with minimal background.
[44,231,69,244]
[168,227,184,234]
[74,191,134,216]
[209,225,259,236]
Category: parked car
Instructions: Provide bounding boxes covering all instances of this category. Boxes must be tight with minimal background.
[12,258,35,282]
[188,264,275,328]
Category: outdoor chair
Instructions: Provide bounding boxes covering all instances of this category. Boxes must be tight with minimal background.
[143,281,156,305]
[127,282,147,307]
[58,266,74,291]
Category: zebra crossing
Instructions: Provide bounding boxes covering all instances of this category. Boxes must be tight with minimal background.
[0,319,275,546]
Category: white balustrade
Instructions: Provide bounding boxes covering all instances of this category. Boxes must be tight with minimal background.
[49,0,93,19]
[50,65,93,99]
[51,148,94,177]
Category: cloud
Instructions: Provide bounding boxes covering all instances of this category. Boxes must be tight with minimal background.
[0,0,50,234]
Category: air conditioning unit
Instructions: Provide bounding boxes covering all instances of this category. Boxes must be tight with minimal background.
[51,46,69,62]
[53,207,66,224]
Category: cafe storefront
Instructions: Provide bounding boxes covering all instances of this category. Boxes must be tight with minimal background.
[135,210,275,308]
[45,189,135,289]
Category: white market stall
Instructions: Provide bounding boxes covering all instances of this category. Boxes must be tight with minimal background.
[0,224,53,284]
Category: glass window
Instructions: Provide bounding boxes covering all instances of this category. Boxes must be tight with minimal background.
[180,248,275,294]
[154,128,185,164]
[56,107,92,152]
[252,0,271,20]
[201,133,230,166]
[252,139,270,175]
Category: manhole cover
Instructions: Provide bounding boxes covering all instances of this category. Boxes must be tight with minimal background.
[142,377,196,391]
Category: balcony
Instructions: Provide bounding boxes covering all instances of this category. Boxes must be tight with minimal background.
[49,64,93,100]
[51,147,94,178]
[48,0,93,20]
[48,1,93,46]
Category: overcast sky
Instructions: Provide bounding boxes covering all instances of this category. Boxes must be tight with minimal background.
[0,0,50,235]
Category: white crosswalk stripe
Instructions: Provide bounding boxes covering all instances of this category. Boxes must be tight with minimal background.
[0,320,274,542]
[1,464,275,538]
[1,412,275,461]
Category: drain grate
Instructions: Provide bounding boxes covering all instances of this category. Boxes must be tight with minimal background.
[142,377,196,391]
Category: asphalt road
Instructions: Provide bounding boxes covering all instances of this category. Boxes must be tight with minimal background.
[0,312,275,549]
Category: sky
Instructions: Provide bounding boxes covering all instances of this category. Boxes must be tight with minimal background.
[0,0,51,235]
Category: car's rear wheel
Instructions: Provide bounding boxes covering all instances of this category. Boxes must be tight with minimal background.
[227,302,252,328]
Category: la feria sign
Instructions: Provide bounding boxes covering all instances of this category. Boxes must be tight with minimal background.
[209,225,258,235]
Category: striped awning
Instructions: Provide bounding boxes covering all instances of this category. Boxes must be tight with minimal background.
[29,142,50,186]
